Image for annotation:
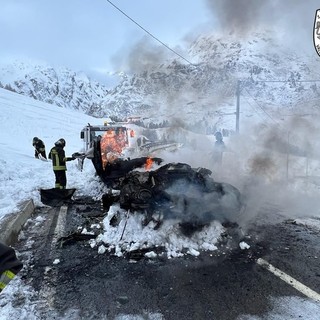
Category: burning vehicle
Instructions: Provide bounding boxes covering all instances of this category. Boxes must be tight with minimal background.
[40,119,243,256]
[72,122,243,228]
[76,122,163,185]
[79,122,181,159]
[76,122,179,185]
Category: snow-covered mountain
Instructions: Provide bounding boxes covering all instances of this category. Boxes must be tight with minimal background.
[96,32,320,132]
[1,32,320,133]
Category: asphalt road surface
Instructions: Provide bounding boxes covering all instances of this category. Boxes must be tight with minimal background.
[14,198,320,320]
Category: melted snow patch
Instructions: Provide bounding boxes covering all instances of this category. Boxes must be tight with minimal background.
[238,296,320,320]
[292,218,320,231]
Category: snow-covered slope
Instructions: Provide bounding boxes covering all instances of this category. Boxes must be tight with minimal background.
[0,87,101,218]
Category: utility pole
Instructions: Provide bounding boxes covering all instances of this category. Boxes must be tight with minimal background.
[286,131,290,182]
[236,80,241,133]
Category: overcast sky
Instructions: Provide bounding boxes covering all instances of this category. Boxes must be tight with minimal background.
[1,0,320,84]
[0,0,211,81]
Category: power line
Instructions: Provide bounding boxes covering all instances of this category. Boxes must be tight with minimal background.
[243,88,280,125]
[237,78,320,131]
[241,94,271,123]
[105,0,195,66]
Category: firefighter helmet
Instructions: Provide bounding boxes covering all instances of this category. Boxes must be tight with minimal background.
[55,138,66,147]
[214,132,223,141]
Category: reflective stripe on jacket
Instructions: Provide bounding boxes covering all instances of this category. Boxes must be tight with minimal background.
[49,146,67,171]
[0,270,15,292]
[0,242,23,293]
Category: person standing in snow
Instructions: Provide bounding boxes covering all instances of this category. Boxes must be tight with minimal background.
[0,242,23,294]
[212,131,226,165]
[48,138,75,189]
[32,137,47,159]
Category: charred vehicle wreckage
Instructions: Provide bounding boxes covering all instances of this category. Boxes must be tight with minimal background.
[103,163,242,233]
[42,121,243,234]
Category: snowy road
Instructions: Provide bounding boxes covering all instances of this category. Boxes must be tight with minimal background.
[5,200,320,320]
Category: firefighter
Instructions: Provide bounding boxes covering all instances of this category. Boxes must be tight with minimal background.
[0,242,23,294]
[48,138,75,189]
[212,131,226,164]
[32,137,47,159]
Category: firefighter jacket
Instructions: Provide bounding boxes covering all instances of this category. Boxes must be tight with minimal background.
[0,242,23,294]
[33,139,45,153]
[49,146,73,171]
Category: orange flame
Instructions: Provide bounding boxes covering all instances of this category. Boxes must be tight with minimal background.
[145,157,153,171]
[100,129,127,169]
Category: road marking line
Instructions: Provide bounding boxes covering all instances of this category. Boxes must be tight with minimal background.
[39,205,68,310]
[257,258,320,303]
[55,205,68,239]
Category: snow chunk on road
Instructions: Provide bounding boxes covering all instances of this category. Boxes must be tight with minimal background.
[239,241,250,250]
[97,204,225,259]
[145,251,157,258]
